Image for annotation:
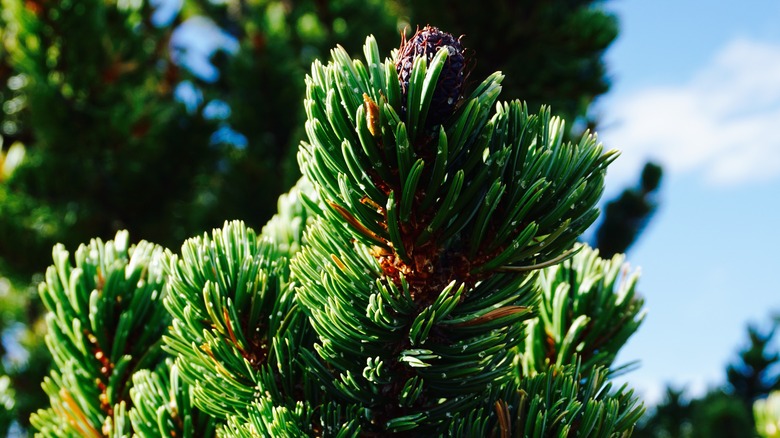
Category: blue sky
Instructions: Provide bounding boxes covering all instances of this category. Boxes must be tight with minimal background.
[597,0,780,404]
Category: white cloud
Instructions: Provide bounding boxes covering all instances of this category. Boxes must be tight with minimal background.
[599,37,780,188]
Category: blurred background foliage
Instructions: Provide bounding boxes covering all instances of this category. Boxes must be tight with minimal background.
[0,0,666,434]
[635,315,780,437]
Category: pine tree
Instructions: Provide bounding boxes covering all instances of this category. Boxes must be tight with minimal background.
[727,322,780,408]
[635,318,780,437]
[2,0,652,433]
[0,0,221,264]
[633,386,694,438]
[0,1,401,431]
[30,27,646,436]
[634,387,754,438]
[693,391,755,438]
[595,162,663,257]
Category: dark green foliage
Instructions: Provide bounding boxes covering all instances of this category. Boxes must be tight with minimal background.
[633,386,694,438]
[690,390,755,438]
[727,322,780,408]
[635,388,754,438]
[28,28,638,435]
[595,162,663,257]
[3,0,648,433]
[0,0,217,274]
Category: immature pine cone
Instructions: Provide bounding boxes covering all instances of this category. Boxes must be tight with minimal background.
[395,26,466,130]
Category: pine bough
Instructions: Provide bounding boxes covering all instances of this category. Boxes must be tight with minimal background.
[31,27,646,437]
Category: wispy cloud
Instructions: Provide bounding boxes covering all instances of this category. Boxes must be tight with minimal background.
[599,38,780,188]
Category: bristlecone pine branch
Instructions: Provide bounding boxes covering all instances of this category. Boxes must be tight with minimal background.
[294,26,639,434]
[30,26,645,437]
[30,233,216,437]
[517,243,646,378]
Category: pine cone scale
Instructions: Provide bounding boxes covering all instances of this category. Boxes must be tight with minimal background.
[395,26,467,129]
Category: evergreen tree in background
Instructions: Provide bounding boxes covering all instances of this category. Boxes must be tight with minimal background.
[727,321,780,409]
[1,2,215,430]
[595,162,663,257]
[0,0,659,433]
[633,387,694,437]
[0,0,215,268]
[28,27,647,436]
[690,390,755,438]
[0,0,402,281]
[634,388,756,438]
[635,317,780,437]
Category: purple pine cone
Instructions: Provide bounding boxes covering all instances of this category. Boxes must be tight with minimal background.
[395,26,467,130]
